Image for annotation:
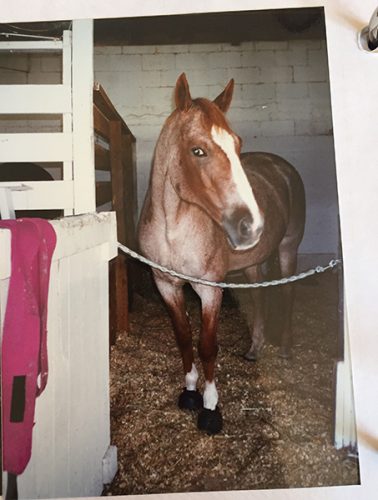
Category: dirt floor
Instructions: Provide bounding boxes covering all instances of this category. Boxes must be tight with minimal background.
[104,270,359,496]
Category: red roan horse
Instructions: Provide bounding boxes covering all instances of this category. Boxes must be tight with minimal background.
[138,73,305,434]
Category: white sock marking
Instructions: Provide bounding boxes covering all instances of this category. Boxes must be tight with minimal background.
[203,380,218,410]
[185,364,198,391]
[211,126,264,234]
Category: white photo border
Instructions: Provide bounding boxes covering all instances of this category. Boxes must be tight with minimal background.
[1,1,377,499]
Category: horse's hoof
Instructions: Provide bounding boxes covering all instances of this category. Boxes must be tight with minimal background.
[278,347,292,359]
[197,407,223,435]
[178,388,203,411]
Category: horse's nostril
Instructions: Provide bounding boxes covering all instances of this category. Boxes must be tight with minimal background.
[239,216,253,238]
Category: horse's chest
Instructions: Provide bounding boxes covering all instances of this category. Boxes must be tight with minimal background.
[166,213,224,277]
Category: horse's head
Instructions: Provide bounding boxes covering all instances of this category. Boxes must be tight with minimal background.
[161,73,264,251]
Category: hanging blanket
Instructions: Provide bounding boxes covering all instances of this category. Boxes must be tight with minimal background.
[0,219,56,475]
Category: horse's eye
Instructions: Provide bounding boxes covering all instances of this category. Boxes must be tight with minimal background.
[191,147,207,157]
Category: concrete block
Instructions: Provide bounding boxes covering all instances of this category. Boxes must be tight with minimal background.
[276,99,313,120]
[242,50,276,68]
[209,51,242,69]
[157,44,190,54]
[142,86,175,111]
[176,52,209,70]
[230,67,260,84]
[41,54,62,72]
[242,83,275,101]
[275,46,307,66]
[122,45,157,55]
[186,68,228,86]
[27,72,62,84]
[255,41,289,50]
[94,46,122,55]
[289,39,322,50]
[308,48,329,69]
[260,119,295,137]
[260,66,293,83]
[142,53,176,70]
[308,82,331,102]
[222,41,254,52]
[95,54,142,72]
[189,43,221,53]
[0,70,27,84]
[276,82,308,100]
[0,53,29,72]
[294,64,329,83]
[294,119,332,136]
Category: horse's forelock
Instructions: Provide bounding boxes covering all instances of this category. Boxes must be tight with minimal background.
[193,98,232,134]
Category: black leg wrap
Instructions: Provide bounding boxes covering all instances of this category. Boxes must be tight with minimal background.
[197,406,223,435]
[178,388,203,411]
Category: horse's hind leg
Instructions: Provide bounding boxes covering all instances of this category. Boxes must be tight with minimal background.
[191,283,223,434]
[154,274,203,411]
[277,239,299,358]
[243,265,266,361]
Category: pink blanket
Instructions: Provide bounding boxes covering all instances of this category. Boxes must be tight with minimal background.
[1,219,56,475]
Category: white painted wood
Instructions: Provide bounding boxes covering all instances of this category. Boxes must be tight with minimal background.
[334,297,357,450]
[62,30,74,216]
[0,85,71,114]
[0,40,63,52]
[71,19,96,214]
[0,133,73,163]
[2,180,73,210]
[0,212,117,499]
[0,186,15,219]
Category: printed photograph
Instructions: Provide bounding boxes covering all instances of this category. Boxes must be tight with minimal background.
[0,6,360,499]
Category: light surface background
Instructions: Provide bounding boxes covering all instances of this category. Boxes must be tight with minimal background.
[1,1,377,499]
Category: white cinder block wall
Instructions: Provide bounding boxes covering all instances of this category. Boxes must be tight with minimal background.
[0,39,338,260]
[93,39,338,261]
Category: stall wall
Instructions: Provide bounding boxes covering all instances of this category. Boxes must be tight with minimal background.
[0,37,338,259]
[93,38,338,260]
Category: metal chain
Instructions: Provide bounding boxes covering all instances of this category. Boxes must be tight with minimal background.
[117,242,341,289]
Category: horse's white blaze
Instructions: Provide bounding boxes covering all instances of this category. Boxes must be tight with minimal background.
[203,380,218,410]
[211,126,264,233]
[185,363,198,391]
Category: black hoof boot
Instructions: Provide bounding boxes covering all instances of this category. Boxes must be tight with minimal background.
[178,388,203,411]
[197,407,223,435]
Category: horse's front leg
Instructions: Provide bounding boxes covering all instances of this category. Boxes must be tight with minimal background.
[243,264,266,361]
[153,273,203,411]
[192,284,223,434]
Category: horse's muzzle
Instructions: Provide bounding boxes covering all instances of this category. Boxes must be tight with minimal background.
[222,209,262,250]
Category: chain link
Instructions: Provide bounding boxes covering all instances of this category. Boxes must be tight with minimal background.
[117,242,341,289]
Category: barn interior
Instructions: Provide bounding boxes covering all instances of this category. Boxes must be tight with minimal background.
[0,7,359,496]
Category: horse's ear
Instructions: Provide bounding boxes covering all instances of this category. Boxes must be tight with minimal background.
[175,73,192,111]
[213,79,234,113]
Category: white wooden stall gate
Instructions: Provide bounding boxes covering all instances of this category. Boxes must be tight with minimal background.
[0,20,96,216]
[1,213,117,498]
[0,20,118,498]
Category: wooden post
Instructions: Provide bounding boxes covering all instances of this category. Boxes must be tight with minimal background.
[72,19,96,214]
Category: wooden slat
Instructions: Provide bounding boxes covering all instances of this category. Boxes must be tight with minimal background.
[0,133,73,162]
[3,180,74,210]
[93,83,135,138]
[0,85,71,114]
[0,40,63,52]
[96,181,112,206]
[95,143,111,171]
[72,20,96,214]
[94,105,110,140]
